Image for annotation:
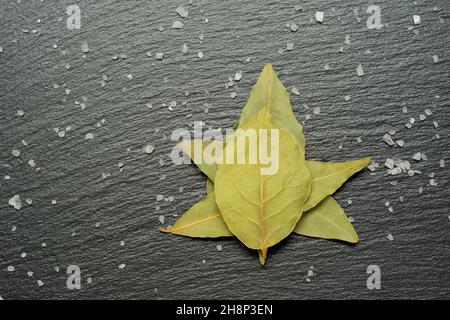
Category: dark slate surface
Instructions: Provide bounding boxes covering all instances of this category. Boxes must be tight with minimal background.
[0,0,449,300]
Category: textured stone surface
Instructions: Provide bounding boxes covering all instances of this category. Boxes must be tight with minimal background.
[0,0,449,299]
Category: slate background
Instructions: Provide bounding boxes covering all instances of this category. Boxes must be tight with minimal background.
[0,0,449,300]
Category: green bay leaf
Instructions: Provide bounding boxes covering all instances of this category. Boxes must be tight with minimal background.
[177,139,370,213]
[303,157,372,211]
[215,106,311,257]
[160,192,233,238]
[294,196,358,243]
[240,63,306,153]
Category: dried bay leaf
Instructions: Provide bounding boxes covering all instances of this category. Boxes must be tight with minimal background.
[294,196,358,243]
[239,63,306,153]
[214,106,311,257]
[303,157,372,211]
[206,177,214,194]
[159,192,233,238]
[176,140,366,244]
[178,140,370,213]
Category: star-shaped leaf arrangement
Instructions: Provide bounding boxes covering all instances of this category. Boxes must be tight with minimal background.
[160,64,371,265]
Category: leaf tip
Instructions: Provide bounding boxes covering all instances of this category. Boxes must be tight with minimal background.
[159,227,171,234]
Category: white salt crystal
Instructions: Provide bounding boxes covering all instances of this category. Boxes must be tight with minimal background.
[176,6,189,18]
[182,43,188,54]
[315,11,324,23]
[216,244,223,252]
[412,152,422,161]
[389,167,402,175]
[291,87,300,96]
[155,52,164,60]
[144,144,155,154]
[8,195,21,210]
[396,140,405,147]
[158,215,165,224]
[433,55,439,63]
[413,15,421,25]
[118,263,126,269]
[37,280,44,287]
[384,158,394,169]
[290,22,299,32]
[356,64,364,76]
[387,233,394,241]
[172,20,184,29]
[312,107,321,115]
[12,149,21,157]
[81,41,89,53]
[7,265,15,272]
[85,133,94,140]
[234,71,243,81]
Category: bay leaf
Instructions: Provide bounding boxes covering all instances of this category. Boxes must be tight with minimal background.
[159,192,233,238]
[206,177,214,194]
[303,157,372,211]
[176,63,306,180]
[239,63,306,153]
[294,196,358,243]
[214,106,311,257]
[178,139,370,213]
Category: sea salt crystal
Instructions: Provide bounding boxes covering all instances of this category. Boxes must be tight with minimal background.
[37,280,44,287]
[396,140,405,147]
[216,245,223,252]
[176,6,189,18]
[118,263,126,269]
[155,52,164,60]
[413,15,421,25]
[156,195,164,201]
[356,64,364,76]
[158,215,165,224]
[290,22,299,32]
[182,43,188,54]
[286,42,294,51]
[433,55,439,63]
[9,195,21,210]
[144,144,155,154]
[81,41,89,53]
[315,11,324,23]
[384,158,394,169]
[172,21,184,29]
[291,87,300,96]
[312,107,321,115]
[389,167,402,175]
[383,133,395,146]
[234,71,243,81]
[429,179,437,186]
[12,149,21,157]
[7,266,15,272]
[85,133,94,140]
[412,152,422,161]
[387,233,394,241]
